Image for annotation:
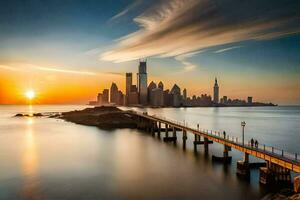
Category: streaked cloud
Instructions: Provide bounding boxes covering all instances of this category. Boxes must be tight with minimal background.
[175,51,203,71]
[101,0,300,62]
[214,46,243,53]
[110,0,143,21]
[35,67,98,76]
[0,65,20,71]
[0,62,124,77]
[175,50,204,61]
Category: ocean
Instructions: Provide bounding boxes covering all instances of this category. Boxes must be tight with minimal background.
[0,105,299,199]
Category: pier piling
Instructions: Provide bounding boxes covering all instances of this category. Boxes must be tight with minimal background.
[158,122,161,138]
[182,130,187,149]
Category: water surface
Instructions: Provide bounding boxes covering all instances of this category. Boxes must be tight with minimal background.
[0,105,299,200]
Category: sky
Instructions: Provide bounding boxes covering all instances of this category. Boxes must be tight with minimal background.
[0,0,300,105]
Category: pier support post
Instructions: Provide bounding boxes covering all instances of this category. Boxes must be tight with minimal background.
[172,127,177,144]
[236,153,250,178]
[259,162,291,186]
[163,125,177,143]
[204,137,209,155]
[212,144,232,163]
[165,124,169,137]
[193,134,199,152]
[158,122,161,138]
[182,130,187,149]
[223,145,229,158]
[151,121,155,136]
[147,120,150,132]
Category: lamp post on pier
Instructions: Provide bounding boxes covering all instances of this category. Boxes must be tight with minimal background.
[241,121,246,146]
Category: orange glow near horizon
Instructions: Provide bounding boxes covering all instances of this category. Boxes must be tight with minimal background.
[0,63,299,105]
[0,67,125,104]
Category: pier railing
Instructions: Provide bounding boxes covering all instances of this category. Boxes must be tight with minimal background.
[129,110,299,165]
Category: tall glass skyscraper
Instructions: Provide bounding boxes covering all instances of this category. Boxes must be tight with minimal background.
[213,78,219,104]
[137,60,148,105]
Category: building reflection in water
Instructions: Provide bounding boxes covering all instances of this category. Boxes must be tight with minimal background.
[21,112,42,200]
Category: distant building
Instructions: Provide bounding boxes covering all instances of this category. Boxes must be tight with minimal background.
[151,88,164,106]
[223,96,227,104]
[88,101,98,105]
[137,60,148,105]
[118,90,124,105]
[220,95,227,104]
[148,81,157,104]
[102,89,109,104]
[170,84,181,107]
[126,85,138,105]
[97,93,103,105]
[163,89,172,106]
[110,82,119,104]
[247,96,253,104]
[213,78,219,104]
[158,81,164,90]
[126,73,132,104]
[183,88,187,100]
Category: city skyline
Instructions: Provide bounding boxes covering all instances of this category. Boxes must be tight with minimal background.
[0,0,300,105]
[89,60,273,108]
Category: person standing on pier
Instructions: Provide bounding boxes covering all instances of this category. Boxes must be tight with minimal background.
[251,138,254,147]
[255,140,258,148]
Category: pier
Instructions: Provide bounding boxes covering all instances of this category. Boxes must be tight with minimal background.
[128,110,300,189]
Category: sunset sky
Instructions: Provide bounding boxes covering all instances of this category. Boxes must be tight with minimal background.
[0,0,300,105]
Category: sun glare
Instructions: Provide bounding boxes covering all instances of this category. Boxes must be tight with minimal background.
[25,90,35,100]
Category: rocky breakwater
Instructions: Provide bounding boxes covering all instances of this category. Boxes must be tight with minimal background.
[60,106,138,129]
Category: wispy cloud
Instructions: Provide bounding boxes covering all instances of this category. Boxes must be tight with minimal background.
[175,50,204,61]
[101,0,300,62]
[110,0,143,21]
[174,50,203,71]
[35,67,98,76]
[0,63,124,77]
[0,65,20,71]
[214,46,243,53]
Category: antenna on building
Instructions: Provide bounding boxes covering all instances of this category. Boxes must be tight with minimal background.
[139,58,147,63]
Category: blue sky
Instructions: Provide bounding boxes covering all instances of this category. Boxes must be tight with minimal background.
[0,0,300,104]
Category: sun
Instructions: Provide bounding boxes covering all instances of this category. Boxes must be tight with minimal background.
[25,90,36,100]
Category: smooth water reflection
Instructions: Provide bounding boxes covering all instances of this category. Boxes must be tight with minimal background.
[0,105,299,200]
[21,117,41,200]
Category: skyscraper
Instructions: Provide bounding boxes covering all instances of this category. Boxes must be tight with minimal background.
[213,78,219,104]
[183,88,187,100]
[170,84,181,107]
[97,93,103,105]
[247,96,253,104]
[110,82,119,104]
[158,81,164,90]
[148,81,157,104]
[126,73,132,97]
[137,60,148,105]
[126,73,132,105]
[102,89,109,104]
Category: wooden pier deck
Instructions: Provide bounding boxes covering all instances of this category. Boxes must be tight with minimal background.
[128,111,300,173]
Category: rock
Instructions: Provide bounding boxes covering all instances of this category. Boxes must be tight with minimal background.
[15,113,23,117]
[49,114,61,118]
[294,176,300,193]
[33,113,43,117]
[60,106,137,129]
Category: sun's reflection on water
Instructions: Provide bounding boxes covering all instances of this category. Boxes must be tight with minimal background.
[21,113,42,200]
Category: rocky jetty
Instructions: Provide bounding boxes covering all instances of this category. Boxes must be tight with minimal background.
[60,106,137,129]
[14,113,43,117]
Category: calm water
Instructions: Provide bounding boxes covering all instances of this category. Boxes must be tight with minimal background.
[0,105,299,200]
